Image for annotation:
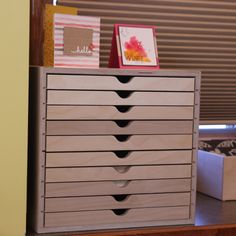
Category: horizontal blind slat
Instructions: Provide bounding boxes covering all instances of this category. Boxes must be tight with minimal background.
[58,0,236,123]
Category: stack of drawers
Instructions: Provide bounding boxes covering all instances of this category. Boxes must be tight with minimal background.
[28,67,200,233]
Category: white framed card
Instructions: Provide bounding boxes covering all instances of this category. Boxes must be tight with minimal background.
[109,24,159,69]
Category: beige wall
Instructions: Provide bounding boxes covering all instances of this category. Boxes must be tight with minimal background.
[0,0,29,236]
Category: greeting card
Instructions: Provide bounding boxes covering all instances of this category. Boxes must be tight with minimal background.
[53,13,100,68]
[109,24,159,69]
[43,4,78,66]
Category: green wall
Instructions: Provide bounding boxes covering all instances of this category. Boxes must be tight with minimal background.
[0,0,29,235]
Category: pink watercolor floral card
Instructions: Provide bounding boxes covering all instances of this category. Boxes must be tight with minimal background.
[109,24,159,69]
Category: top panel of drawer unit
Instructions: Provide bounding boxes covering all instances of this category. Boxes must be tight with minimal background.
[47,75,195,91]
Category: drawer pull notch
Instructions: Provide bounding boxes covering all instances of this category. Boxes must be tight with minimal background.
[112,209,129,216]
[114,120,131,128]
[115,91,133,99]
[112,194,129,202]
[116,76,133,84]
[115,106,132,113]
[112,180,130,188]
[113,151,130,158]
[114,135,131,142]
[113,166,131,173]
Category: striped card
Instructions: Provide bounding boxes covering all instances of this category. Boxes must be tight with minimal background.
[43,4,78,67]
[53,13,100,68]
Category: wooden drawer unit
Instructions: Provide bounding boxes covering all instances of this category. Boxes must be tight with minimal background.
[28,67,200,233]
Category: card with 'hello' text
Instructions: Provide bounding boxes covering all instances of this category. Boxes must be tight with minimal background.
[54,13,100,68]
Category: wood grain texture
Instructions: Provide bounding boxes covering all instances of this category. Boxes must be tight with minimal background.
[46,105,194,120]
[46,120,193,135]
[28,67,200,233]
[30,0,48,66]
[47,75,195,91]
[46,165,192,182]
[36,67,201,77]
[196,193,236,226]
[47,90,195,105]
[45,192,191,212]
[27,226,236,236]
[45,179,191,197]
[28,67,48,231]
[46,134,193,152]
[44,206,190,227]
[27,194,236,235]
[190,71,201,222]
[46,150,192,167]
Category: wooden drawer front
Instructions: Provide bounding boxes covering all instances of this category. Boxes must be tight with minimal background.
[47,75,195,91]
[46,150,192,167]
[46,135,193,152]
[46,165,191,182]
[45,179,191,197]
[47,106,194,120]
[47,91,194,106]
[46,120,193,135]
[45,206,190,227]
[45,192,191,212]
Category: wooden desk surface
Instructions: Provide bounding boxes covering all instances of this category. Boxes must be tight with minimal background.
[27,193,236,236]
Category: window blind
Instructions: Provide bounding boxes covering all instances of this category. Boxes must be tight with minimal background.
[56,0,236,123]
